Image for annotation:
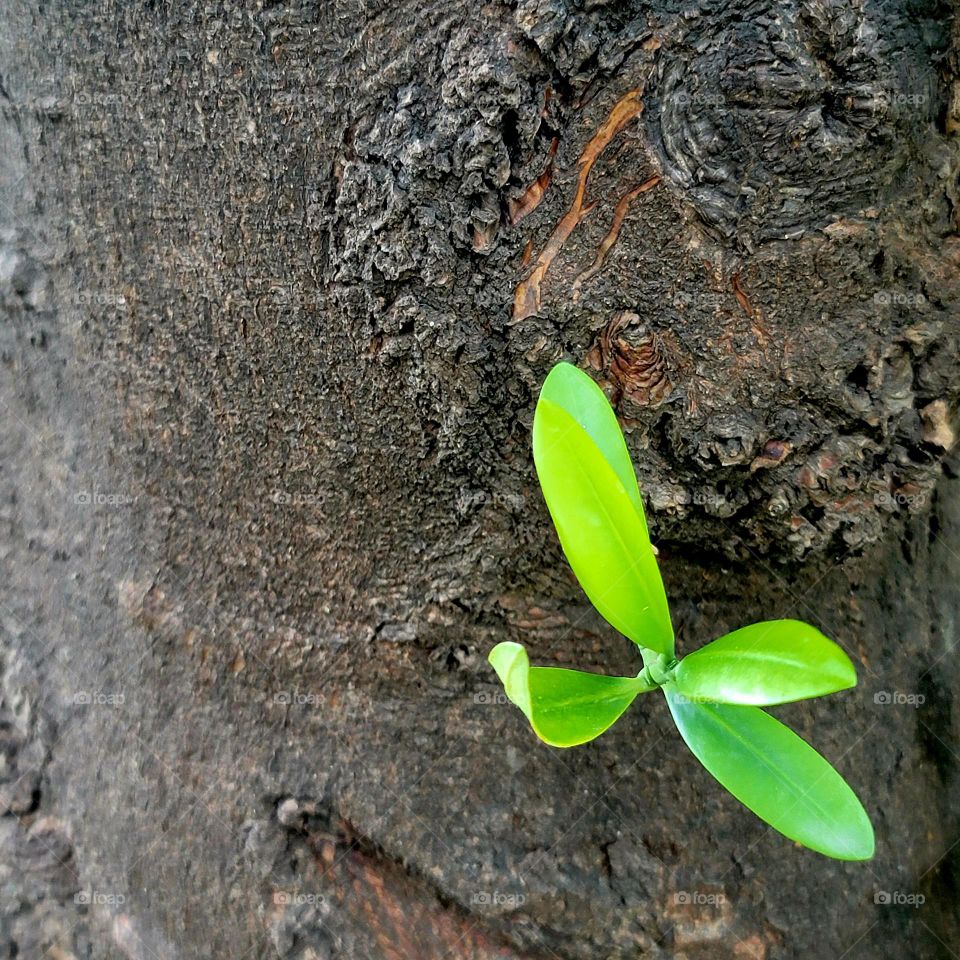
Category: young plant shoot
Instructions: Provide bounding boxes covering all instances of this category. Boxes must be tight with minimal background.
[489,362,874,861]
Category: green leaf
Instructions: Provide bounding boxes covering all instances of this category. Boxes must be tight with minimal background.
[533,393,673,655]
[539,363,647,526]
[489,642,654,747]
[673,620,857,705]
[664,685,874,860]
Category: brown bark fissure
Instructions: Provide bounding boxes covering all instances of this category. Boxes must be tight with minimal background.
[513,87,645,321]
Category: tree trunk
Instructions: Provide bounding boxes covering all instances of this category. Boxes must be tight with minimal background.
[1,1,959,957]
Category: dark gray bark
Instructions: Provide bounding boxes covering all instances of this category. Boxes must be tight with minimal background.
[1,0,959,957]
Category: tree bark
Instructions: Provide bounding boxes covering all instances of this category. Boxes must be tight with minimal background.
[1,0,959,957]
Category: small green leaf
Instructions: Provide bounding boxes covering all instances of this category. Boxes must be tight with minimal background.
[539,363,647,526]
[489,641,654,747]
[673,620,857,705]
[488,641,532,717]
[664,685,874,860]
[533,395,673,655]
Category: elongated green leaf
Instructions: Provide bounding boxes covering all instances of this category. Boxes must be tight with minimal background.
[539,363,646,527]
[533,397,673,654]
[673,620,856,705]
[489,641,654,747]
[664,685,874,860]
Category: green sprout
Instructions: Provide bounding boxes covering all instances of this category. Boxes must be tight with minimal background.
[489,361,874,861]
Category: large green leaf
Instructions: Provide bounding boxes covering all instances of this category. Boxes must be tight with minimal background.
[673,620,856,705]
[533,395,673,655]
[489,642,654,747]
[539,363,647,527]
[664,685,874,860]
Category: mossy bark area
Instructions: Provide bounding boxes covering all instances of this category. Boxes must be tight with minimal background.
[1,1,959,957]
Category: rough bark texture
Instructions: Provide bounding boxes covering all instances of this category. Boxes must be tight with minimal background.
[1,0,960,958]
